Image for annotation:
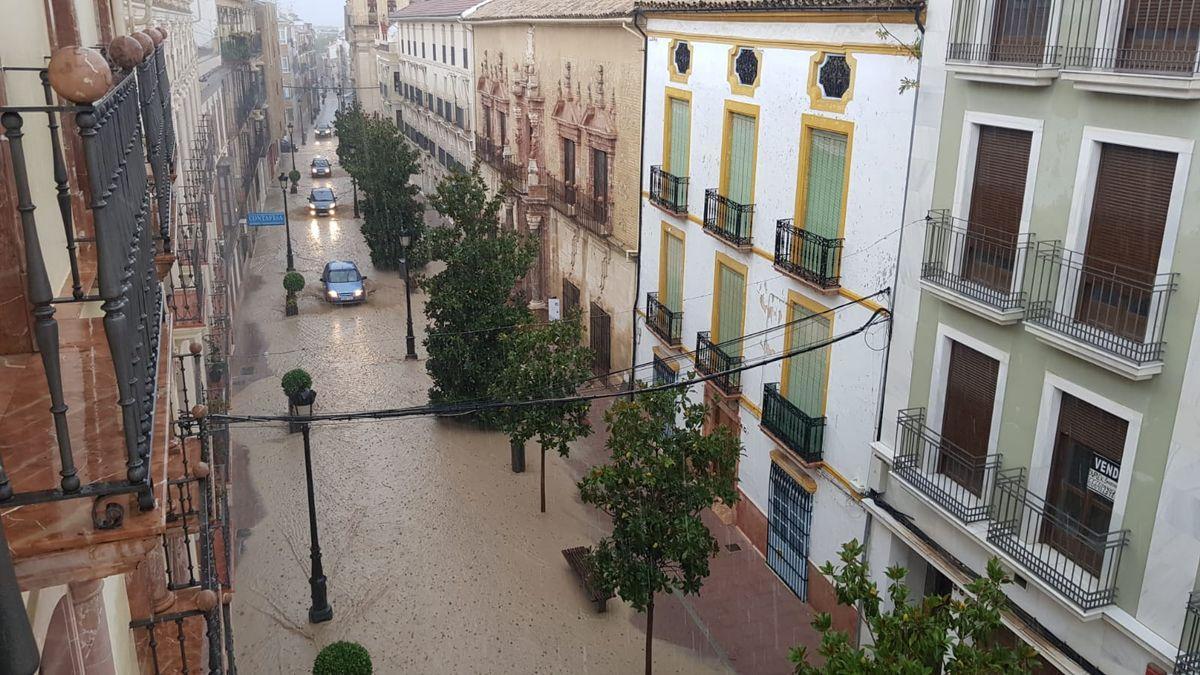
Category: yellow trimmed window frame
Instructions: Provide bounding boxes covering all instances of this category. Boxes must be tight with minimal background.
[668,38,692,84]
[719,100,760,207]
[663,87,693,177]
[659,222,686,312]
[781,290,833,418]
[711,251,748,353]
[794,114,854,242]
[727,44,763,97]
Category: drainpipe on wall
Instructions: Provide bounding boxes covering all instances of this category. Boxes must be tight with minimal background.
[626,9,648,392]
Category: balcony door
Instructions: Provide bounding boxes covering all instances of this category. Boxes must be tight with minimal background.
[713,259,746,352]
[663,229,684,311]
[1041,393,1127,577]
[989,0,1054,64]
[798,128,849,278]
[965,125,1031,293]
[1077,143,1174,343]
[1118,0,1200,73]
[562,138,577,204]
[720,111,757,237]
[666,97,691,205]
[938,342,999,496]
[783,301,830,420]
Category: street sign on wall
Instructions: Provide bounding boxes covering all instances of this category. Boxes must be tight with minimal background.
[247,212,286,227]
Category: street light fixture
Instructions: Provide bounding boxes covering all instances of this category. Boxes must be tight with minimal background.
[278,173,296,272]
[291,387,332,624]
[400,229,418,361]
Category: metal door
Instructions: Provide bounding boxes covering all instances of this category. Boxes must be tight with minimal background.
[768,463,813,601]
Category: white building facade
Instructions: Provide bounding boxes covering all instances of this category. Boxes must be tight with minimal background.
[387,0,481,194]
[634,2,924,632]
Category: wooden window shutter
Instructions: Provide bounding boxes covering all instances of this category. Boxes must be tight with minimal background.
[968,125,1032,241]
[1057,393,1128,464]
[1084,143,1175,282]
[940,341,999,461]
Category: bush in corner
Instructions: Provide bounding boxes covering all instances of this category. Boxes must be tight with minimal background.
[313,641,371,675]
[280,368,312,399]
[283,272,306,294]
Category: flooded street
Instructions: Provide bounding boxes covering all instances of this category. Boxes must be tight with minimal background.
[226,99,732,674]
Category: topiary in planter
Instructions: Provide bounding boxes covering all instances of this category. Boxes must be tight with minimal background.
[283,272,306,294]
[281,368,313,399]
[313,641,371,675]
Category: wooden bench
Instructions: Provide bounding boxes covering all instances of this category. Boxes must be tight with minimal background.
[562,546,612,613]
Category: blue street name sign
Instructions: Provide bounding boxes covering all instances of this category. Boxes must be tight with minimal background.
[247,212,286,227]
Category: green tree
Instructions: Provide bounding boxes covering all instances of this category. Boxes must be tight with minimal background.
[334,105,425,269]
[789,540,1039,674]
[422,167,537,408]
[578,386,741,675]
[491,314,593,512]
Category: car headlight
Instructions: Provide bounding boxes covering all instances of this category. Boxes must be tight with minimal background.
[327,290,338,298]
[330,202,336,209]
[352,288,363,297]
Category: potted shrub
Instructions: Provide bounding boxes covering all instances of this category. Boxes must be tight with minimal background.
[289,168,301,194]
[281,368,314,433]
[313,641,371,675]
[208,361,226,384]
[283,271,305,316]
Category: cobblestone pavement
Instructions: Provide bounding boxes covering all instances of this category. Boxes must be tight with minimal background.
[226,97,734,674]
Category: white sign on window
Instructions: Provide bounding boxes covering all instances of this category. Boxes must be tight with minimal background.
[1086,454,1119,502]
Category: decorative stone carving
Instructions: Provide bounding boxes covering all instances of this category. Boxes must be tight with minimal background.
[673,41,691,75]
[818,54,851,99]
[735,48,759,86]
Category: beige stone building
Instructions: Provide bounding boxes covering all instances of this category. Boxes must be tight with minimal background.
[468,0,643,377]
[345,0,388,115]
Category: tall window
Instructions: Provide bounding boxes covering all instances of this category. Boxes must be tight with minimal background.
[592,149,608,202]
[562,138,577,203]
[783,300,830,419]
[1118,0,1200,72]
[988,0,1054,64]
[722,112,756,206]
[800,129,848,242]
[483,105,491,138]
[713,258,746,351]
[938,341,999,495]
[1043,393,1128,575]
[662,228,684,311]
[498,112,507,147]
[1079,143,1175,341]
[665,97,691,177]
[964,125,1032,292]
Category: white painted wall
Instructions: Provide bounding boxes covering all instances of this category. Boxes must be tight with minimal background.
[636,14,920,572]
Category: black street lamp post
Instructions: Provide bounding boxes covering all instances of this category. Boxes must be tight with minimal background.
[401,231,418,361]
[278,173,295,272]
[288,122,298,193]
[351,176,359,218]
[293,388,332,624]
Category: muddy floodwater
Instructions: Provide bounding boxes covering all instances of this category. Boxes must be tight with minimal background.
[227,99,733,674]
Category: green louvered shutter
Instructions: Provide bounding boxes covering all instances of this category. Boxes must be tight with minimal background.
[726,113,756,206]
[802,130,847,241]
[668,99,691,176]
[716,264,746,353]
[786,304,829,417]
[664,234,684,311]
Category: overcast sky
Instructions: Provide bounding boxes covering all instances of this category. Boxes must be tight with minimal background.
[279,0,344,28]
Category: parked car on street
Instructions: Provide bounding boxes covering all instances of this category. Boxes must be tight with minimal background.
[307,187,337,216]
[321,260,366,304]
[315,124,334,139]
[311,156,332,178]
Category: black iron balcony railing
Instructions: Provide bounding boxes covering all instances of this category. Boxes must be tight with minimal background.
[922,210,1031,313]
[0,55,175,510]
[649,165,688,214]
[220,32,263,63]
[986,468,1128,611]
[695,331,742,394]
[576,189,611,236]
[703,189,753,248]
[762,383,825,463]
[893,408,1002,524]
[474,133,502,168]
[653,353,677,386]
[1179,592,1200,674]
[1026,241,1177,365]
[948,0,1200,75]
[774,219,844,290]
[646,292,683,346]
[499,155,527,193]
[546,172,579,215]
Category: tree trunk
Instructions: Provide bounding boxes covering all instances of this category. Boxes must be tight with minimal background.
[645,595,654,675]
[540,443,546,513]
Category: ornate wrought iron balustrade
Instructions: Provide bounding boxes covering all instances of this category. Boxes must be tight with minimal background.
[892,408,1001,524]
[774,219,844,290]
[703,189,753,248]
[646,292,682,346]
[695,331,742,394]
[762,383,825,463]
[922,209,1031,312]
[649,165,689,214]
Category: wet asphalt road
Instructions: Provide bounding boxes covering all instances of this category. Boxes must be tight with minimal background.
[225,96,730,674]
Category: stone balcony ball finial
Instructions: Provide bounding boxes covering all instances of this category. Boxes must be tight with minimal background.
[109,36,144,70]
[131,31,156,59]
[146,27,164,46]
[47,46,114,104]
